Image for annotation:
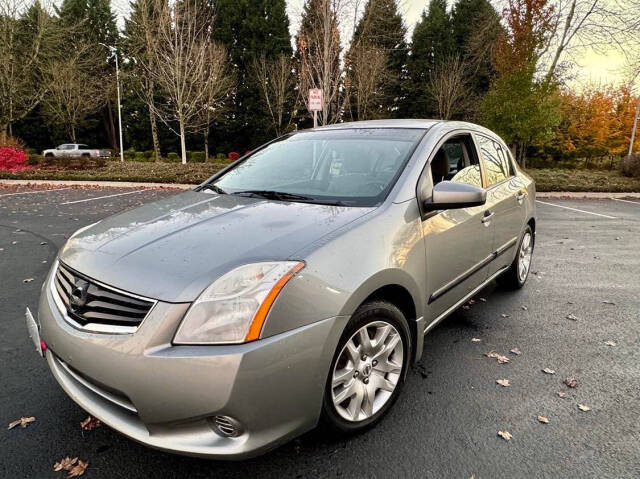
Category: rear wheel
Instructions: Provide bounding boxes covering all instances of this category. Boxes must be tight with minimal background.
[498,225,534,289]
[322,301,410,433]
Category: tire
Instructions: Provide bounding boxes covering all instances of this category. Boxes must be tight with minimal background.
[321,300,411,434]
[498,224,534,290]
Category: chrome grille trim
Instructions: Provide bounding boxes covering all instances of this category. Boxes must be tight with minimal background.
[50,260,157,334]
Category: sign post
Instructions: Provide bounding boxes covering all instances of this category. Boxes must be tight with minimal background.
[308,89,323,128]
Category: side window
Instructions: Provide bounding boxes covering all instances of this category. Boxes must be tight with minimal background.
[430,135,482,188]
[476,135,512,186]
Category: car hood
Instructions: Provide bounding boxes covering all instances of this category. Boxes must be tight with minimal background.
[59,191,372,302]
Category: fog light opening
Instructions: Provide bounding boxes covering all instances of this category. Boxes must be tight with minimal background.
[210,415,244,438]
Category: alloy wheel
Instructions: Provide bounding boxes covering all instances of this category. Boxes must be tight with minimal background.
[331,321,404,422]
[517,231,533,282]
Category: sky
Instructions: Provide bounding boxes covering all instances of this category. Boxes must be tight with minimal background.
[111,0,629,88]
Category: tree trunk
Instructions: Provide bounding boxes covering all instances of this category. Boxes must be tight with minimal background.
[106,101,117,150]
[204,128,209,162]
[71,124,76,143]
[179,120,187,164]
[149,108,161,161]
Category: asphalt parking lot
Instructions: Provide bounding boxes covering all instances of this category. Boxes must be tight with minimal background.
[1,185,639,478]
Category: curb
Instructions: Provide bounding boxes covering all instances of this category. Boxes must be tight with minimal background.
[1,179,639,198]
[0,179,194,190]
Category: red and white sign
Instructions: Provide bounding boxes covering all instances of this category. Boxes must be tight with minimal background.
[308,89,323,112]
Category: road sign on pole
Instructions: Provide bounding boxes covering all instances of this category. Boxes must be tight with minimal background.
[309,89,323,128]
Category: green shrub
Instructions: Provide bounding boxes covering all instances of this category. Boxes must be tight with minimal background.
[143,150,155,160]
[166,152,180,162]
[620,154,640,178]
[216,153,227,161]
[27,154,42,166]
[134,151,150,162]
[123,148,137,161]
[190,151,205,163]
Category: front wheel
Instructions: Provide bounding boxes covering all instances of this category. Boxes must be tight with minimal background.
[498,225,534,289]
[321,301,410,433]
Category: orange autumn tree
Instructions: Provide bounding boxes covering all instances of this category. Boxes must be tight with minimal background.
[553,85,639,162]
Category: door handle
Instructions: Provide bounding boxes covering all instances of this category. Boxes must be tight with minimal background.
[516,191,525,204]
[481,210,494,225]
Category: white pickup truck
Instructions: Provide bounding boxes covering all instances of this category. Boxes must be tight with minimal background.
[43,144,111,158]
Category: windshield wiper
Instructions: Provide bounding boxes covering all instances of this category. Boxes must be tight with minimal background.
[201,183,227,194]
[231,190,314,202]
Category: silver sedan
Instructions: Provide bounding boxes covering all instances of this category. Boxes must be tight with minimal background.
[29,119,535,459]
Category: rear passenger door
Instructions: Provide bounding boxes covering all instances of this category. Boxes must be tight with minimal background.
[474,134,527,277]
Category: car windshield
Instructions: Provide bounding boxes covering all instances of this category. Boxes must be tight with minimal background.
[209,128,425,207]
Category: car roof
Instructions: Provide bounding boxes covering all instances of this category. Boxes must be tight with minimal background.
[313,119,440,130]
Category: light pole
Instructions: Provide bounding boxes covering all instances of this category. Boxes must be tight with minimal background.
[100,43,124,162]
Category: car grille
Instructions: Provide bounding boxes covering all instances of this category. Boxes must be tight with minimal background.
[54,262,154,329]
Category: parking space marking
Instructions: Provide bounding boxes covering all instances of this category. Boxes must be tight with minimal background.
[0,187,70,198]
[611,198,640,206]
[536,200,617,219]
[60,190,146,205]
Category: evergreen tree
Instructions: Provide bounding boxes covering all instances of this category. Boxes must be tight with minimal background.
[345,0,407,119]
[407,0,455,118]
[451,0,502,99]
[212,0,292,150]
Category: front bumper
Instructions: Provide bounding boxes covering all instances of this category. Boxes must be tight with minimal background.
[38,266,347,459]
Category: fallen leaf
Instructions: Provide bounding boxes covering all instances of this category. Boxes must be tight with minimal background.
[485,351,510,363]
[602,300,615,305]
[497,430,512,441]
[556,391,567,398]
[537,415,549,424]
[521,305,528,311]
[566,313,579,321]
[40,241,47,245]
[23,278,34,283]
[542,368,556,375]
[510,347,521,355]
[462,305,470,310]
[54,457,78,472]
[500,313,510,318]
[564,377,579,388]
[471,338,482,342]
[11,241,18,244]
[496,379,510,387]
[577,404,591,412]
[67,459,88,478]
[80,416,101,431]
[468,299,476,305]
[479,298,487,302]
[604,340,617,347]
[8,416,35,429]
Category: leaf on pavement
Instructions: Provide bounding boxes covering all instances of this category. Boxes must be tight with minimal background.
[542,368,556,375]
[468,299,476,305]
[54,457,78,472]
[471,338,482,342]
[537,415,549,424]
[577,404,591,412]
[40,241,47,245]
[479,298,487,302]
[564,377,579,388]
[521,305,528,311]
[8,416,35,429]
[566,313,579,321]
[462,305,470,310]
[67,460,88,478]
[601,300,615,305]
[23,278,34,283]
[500,313,510,318]
[497,430,512,441]
[604,340,617,346]
[80,416,101,431]
[556,391,567,398]
[510,347,521,355]
[485,351,509,363]
[496,379,510,387]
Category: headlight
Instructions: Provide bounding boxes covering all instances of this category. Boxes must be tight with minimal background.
[173,261,304,344]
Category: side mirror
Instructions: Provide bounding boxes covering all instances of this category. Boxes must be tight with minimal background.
[423,181,486,211]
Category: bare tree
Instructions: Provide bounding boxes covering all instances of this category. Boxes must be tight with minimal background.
[138,0,234,163]
[0,0,65,138]
[427,56,472,120]
[252,54,299,136]
[297,0,345,125]
[343,44,387,120]
[41,54,110,141]
[542,0,640,85]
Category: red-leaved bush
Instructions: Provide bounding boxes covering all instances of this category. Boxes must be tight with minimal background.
[228,152,240,161]
[0,147,30,172]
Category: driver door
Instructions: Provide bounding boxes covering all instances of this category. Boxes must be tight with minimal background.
[420,133,493,325]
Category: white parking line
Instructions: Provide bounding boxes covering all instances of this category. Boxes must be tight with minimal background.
[60,190,146,205]
[536,200,617,219]
[0,187,70,198]
[611,198,640,206]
